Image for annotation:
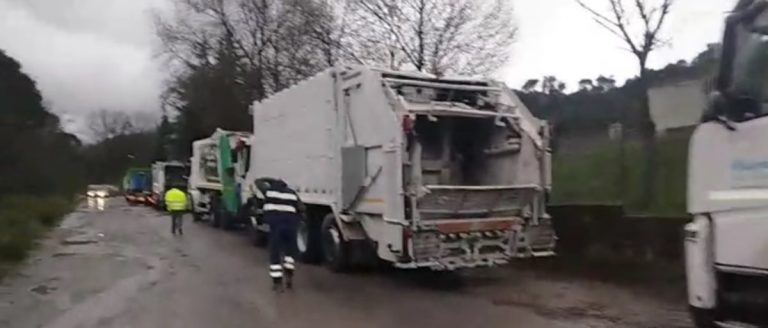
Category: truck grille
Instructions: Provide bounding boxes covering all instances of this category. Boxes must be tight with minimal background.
[718,271,768,326]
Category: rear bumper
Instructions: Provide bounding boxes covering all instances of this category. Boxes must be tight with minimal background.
[125,193,150,203]
[405,217,521,270]
[394,256,510,271]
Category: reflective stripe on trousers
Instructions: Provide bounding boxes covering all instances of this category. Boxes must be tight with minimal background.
[283,256,295,271]
[269,264,283,278]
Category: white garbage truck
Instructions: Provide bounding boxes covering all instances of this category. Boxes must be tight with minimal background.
[149,161,188,210]
[686,0,768,326]
[244,66,555,271]
[188,129,252,228]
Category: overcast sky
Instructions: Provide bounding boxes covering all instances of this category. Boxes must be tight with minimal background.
[0,0,733,138]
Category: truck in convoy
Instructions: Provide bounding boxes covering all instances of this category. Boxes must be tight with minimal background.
[188,129,252,227]
[685,0,768,326]
[122,168,151,205]
[243,66,555,271]
[149,161,189,210]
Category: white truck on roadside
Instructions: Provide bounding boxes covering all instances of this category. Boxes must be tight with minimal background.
[149,161,187,210]
[685,0,768,326]
[188,129,252,228]
[244,66,556,271]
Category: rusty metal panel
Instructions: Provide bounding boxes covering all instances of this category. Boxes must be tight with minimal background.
[417,185,538,220]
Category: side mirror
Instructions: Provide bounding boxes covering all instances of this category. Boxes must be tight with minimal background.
[701,91,728,122]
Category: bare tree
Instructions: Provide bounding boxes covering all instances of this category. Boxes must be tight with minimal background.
[86,110,158,142]
[350,0,518,76]
[574,0,674,207]
[156,0,334,98]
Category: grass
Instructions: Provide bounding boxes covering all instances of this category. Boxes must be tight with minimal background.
[551,131,692,216]
[0,195,75,278]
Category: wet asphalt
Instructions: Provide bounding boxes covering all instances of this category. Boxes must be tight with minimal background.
[0,198,691,328]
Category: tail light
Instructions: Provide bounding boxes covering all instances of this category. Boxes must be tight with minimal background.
[402,115,414,134]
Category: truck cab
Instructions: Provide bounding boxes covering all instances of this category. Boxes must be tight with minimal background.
[686,1,768,326]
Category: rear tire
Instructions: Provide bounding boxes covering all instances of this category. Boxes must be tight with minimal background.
[297,217,323,264]
[322,214,350,272]
[210,197,222,229]
[221,212,234,230]
[249,223,268,247]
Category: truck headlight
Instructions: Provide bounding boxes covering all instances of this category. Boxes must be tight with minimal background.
[684,224,700,241]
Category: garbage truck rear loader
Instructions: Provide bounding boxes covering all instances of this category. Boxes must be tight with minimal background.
[188,129,252,227]
[246,66,555,271]
[123,168,151,205]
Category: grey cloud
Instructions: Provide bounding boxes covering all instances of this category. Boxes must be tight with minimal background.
[0,0,169,139]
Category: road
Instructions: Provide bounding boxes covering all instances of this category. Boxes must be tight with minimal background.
[0,198,691,328]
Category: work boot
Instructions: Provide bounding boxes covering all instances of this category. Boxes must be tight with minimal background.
[284,271,294,290]
[272,278,284,293]
[285,276,293,289]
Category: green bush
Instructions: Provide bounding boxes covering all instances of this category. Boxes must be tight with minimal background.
[551,131,692,216]
[1,195,74,227]
[0,209,43,261]
[0,195,74,264]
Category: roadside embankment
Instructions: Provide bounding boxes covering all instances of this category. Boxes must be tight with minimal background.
[0,195,76,278]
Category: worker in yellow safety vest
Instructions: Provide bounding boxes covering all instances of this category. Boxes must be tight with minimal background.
[165,187,188,235]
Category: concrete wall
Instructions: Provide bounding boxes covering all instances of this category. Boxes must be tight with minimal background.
[649,79,707,132]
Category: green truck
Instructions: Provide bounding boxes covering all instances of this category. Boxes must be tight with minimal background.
[122,167,152,205]
[187,129,252,228]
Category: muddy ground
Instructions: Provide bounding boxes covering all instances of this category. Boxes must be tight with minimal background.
[0,198,692,328]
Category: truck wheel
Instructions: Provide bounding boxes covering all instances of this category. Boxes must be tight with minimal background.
[210,198,222,228]
[192,212,203,223]
[221,212,233,230]
[690,306,716,328]
[297,218,323,263]
[322,214,350,272]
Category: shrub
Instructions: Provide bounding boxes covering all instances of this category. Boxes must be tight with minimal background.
[0,195,74,264]
[0,195,74,227]
[0,209,43,262]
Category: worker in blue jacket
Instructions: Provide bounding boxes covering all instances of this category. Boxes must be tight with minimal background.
[257,178,304,292]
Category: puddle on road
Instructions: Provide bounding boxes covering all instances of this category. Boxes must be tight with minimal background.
[30,284,57,296]
[60,231,105,246]
[61,239,97,246]
[51,253,76,258]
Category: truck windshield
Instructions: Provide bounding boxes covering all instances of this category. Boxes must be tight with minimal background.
[729,10,768,121]
[165,166,187,187]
